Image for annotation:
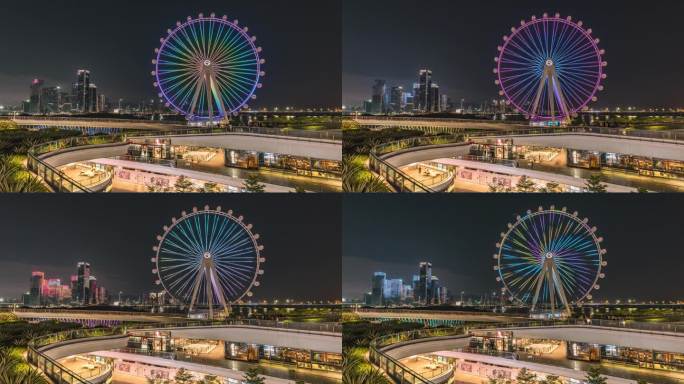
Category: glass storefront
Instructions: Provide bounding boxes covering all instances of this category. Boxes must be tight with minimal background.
[127,331,175,352]
[225,341,342,372]
[226,149,342,178]
[128,139,175,160]
[565,149,684,179]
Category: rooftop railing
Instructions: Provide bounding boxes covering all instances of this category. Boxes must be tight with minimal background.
[368,318,684,384]
[27,125,340,192]
[368,127,684,193]
[28,318,341,384]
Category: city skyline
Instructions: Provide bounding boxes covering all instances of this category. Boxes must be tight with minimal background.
[343,194,684,302]
[343,0,684,108]
[0,0,341,108]
[0,194,341,302]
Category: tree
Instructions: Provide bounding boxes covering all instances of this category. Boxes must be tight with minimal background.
[585,366,608,384]
[636,187,649,193]
[202,181,221,193]
[173,368,195,384]
[202,374,222,384]
[542,181,561,193]
[174,175,195,192]
[515,367,537,384]
[515,175,537,192]
[585,174,607,193]
[242,367,266,384]
[541,375,563,384]
[243,174,266,193]
[293,185,307,193]
[636,380,648,384]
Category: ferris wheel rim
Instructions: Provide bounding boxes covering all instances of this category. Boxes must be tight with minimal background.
[153,14,262,120]
[153,207,263,306]
[496,14,604,119]
[496,207,605,307]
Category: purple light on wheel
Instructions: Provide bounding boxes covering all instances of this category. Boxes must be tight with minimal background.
[495,14,606,122]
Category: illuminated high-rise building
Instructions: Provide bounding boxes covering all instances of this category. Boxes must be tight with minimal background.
[29,79,45,114]
[417,69,432,112]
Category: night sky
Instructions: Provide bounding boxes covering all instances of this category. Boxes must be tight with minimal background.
[0,194,341,301]
[343,0,684,108]
[343,194,684,302]
[0,0,341,108]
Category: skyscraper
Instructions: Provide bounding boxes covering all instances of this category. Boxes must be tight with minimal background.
[29,271,45,306]
[76,262,91,304]
[430,83,440,113]
[371,80,387,114]
[88,276,98,304]
[88,83,98,112]
[384,278,403,302]
[389,86,404,114]
[417,69,432,112]
[40,86,60,114]
[29,79,45,114]
[417,262,432,304]
[371,272,386,306]
[73,70,91,113]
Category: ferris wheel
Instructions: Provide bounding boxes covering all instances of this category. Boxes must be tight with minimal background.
[152,206,265,318]
[494,13,607,124]
[152,13,265,123]
[493,206,607,317]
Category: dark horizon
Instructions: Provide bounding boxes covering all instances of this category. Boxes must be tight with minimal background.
[0,0,341,108]
[0,194,341,302]
[343,194,684,302]
[343,0,684,109]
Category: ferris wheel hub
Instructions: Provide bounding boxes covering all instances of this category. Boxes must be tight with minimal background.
[545,252,554,259]
[545,59,554,67]
[203,59,212,67]
[203,251,212,259]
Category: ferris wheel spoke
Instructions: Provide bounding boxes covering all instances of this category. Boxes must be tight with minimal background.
[207,21,229,61]
[212,237,254,259]
[208,219,240,255]
[175,26,204,63]
[523,22,545,60]
[171,221,205,256]
[211,33,252,64]
[163,233,202,257]
[555,33,593,64]
[208,224,245,255]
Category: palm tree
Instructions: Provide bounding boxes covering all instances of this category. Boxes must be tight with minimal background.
[0,348,49,384]
[342,348,390,384]
[0,156,48,193]
[342,156,390,193]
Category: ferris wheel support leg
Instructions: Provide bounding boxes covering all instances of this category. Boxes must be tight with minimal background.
[189,76,204,118]
[551,74,572,124]
[209,266,230,316]
[550,262,573,317]
[531,71,548,120]
[188,266,204,313]
[205,267,215,319]
[546,264,556,315]
[530,266,546,312]
[206,73,214,123]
